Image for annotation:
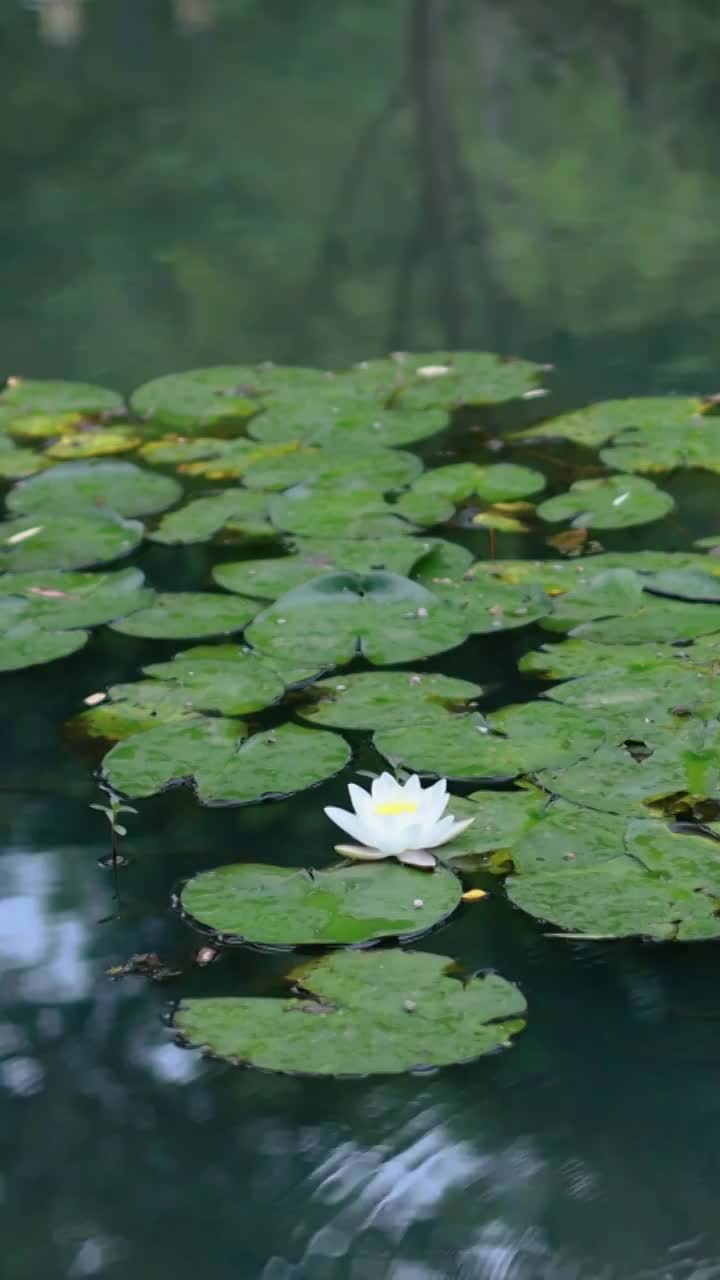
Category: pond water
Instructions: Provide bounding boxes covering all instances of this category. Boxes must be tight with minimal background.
[4,4,720,1279]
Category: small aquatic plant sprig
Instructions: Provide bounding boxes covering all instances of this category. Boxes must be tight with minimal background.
[91,783,137,907]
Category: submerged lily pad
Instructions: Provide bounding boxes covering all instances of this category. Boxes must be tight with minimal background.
[7,460,182,518]
[102,719,350,804]
[110,593,257,640]
[0,567,153,629]
[180,861,462,948]
[0,378,125,418]
[507,819,720,940]
[246,572,469,668]
[375,701,604,782]
[148,490,274,545]
[410,462,545,505]
[131,367,265,429]
[0,511,143,571]
[537,475,674,530]
[298,671,484,730]
[174,948,526,1075]
[511,397,700,447]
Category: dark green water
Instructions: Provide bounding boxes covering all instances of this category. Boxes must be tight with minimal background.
[4,4,720,1278]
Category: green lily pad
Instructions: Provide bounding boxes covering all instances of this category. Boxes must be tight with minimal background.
[110,593,257,640]
[510,801,626,875]
[0,511,143,571]
[537,475,674,530]
[248,404,448,448]
[600,421,720,474]
[74,683,204,740]
[0,378,125,417]
[0,567,153,629]
[0,620,88,672]
[6,412,85,440]
[374,701,604,782]
[643,570,720,603]
[450,576,551,634]
[102,719,350,804]
[130,367,265,430]
[0,448,49,479]
[268,488,414,539]
[387,351,546,411]
[7,460,182,519]
[148,490,274,545]
[142,645,286,714]
[45,428,141,459]
[410,540,475,590]
[540,569,720,644]
[246,572,469,668]
[520,639,694,681]
[297,670,484,730]
[507,819,720,940]
[214,537,448,602]
[443,789,546,866]
[472,509,533,533]
[544,661,719,719]
[137,436,231,466]
[392,491,455,527]
[410,462,545,505]
[242,444,423,492]
[180,861,462,948]
[510,397,700,448]
[174,948,526,1075]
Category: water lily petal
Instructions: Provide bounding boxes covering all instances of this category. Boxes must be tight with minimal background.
[398,848,437,869]
[371,771,401,804]
[334,843,388,861]
[324,805,372,847]
[347,782,376,822]
[426,814,475,848]
[420,777,449,824]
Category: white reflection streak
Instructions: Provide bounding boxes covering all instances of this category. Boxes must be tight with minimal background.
[0,852,91,1002]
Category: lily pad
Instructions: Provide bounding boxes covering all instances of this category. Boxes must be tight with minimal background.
[148,490,274,545]
[509,801,626,875]
[45,428,141,459]
[0,378,125,417]
[248,403,448,448]
[410,462,545,505]
[510,397,700,448]
[180,861,462,948]
[392,491,455,527]
[0,511,143,571]
[242,444,423,492]
[298,670,484,730]
[269,488,414,539]
[410,540,475,590]
[74,682,204,740]
[174,948,526,1075]
[6,412,85,440]
[540,569,720,644]
[443,789,546,866]
[519,638,693,681]
[507,819,720,940]
[110,593,257,640]
[0,620,88,672]
[537,475,674,530]
[387,351,546,411]
[7,460,182,519]
[246,572,469,668]
[130,367,266,429]
[0,567,153,629]
[374,701,604,782]
[102,719,350,805]
[600,421,720,474]
[142,645,286,714]
[450,576,551,634]
[0,448,49,479]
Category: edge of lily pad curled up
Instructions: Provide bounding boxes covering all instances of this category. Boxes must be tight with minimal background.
[325,771,474,869]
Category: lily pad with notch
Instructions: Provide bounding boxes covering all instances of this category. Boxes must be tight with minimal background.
[141,644,288,714]
[410,462,545,505]
[297,670,484,730]
[179,861,462,949]
[102,718,351,805]
[268,488,416,539]
[248,402,448,448]
[148,490,274,545]
[173,947,527,1075]
[510,396,700,448]
[537,475,674,530]
[245,572,470,668]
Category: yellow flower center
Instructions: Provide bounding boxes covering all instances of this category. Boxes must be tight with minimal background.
[374,800,418,816]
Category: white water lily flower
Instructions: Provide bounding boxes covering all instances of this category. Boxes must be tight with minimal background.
[324,772,474,869]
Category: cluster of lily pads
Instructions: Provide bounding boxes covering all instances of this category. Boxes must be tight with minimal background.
[4,357,720,1074]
